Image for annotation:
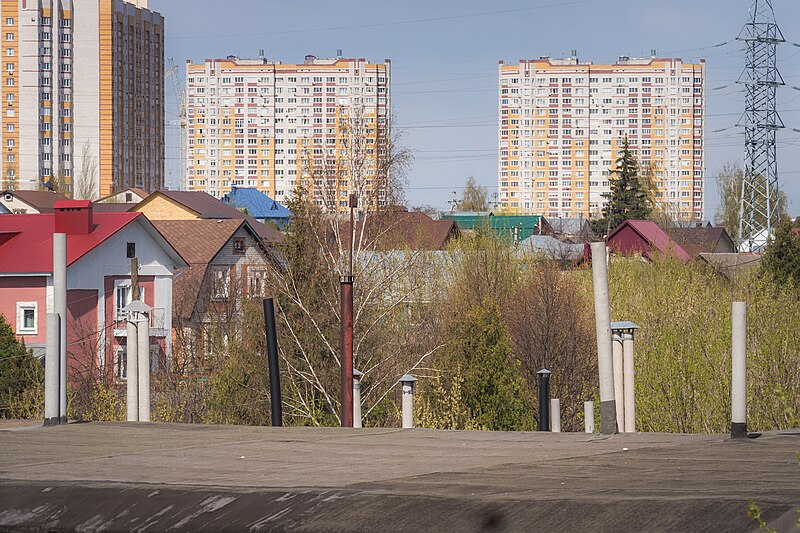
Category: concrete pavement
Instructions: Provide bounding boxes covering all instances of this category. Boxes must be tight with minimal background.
[0,422,798,531]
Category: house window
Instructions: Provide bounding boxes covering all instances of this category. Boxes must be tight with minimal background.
[115,285,131,319]
[115,346,127,380]
[211,268,230,299]
[114,281,144,319]
[16,302,37,335]
[249,268,267,297]
[232,237,245,255]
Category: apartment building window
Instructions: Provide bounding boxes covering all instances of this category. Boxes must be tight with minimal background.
[5,33,14,41]
[5,76,13,86]
[5,18,13,25]
[5,47,13,56]
[16,302,38,335]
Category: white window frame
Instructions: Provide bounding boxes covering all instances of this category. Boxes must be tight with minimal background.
[16,301,37,335]
[115,345,127,380]
[114,279,145,320]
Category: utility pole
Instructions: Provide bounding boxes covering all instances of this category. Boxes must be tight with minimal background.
[340,193,357,427]
[736,0,785,251]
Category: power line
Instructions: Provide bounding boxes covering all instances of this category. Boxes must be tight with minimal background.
[166,1,592,41]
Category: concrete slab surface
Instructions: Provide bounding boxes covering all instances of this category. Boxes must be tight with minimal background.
[0,422,798,531]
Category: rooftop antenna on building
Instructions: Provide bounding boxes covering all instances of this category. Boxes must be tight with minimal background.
[651,49,657,57]
[571,49,577,58]
[736,0,785,251]
[259,49,265,59]
[337,49,343,58]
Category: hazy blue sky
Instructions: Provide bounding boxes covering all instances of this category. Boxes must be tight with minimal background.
[153,0,800,217]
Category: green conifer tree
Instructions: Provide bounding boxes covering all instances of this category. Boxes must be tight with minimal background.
[590,137,652,236]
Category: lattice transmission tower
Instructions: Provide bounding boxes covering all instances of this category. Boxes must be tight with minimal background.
[736,0,785,252]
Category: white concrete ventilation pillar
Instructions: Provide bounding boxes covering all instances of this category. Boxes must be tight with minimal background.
[44,313,60,426]
[612,332,625,432]
[400,374,417,429]
[126,317,138,422]
[53,233,67,424]
[137,308,151,422]
[622,331,636,433]
[550,398,561,433]
[731,301,747,438]
[353,369,364,429]
[590,242,617,434]
[584,401,595,433]
[611,321,640,433]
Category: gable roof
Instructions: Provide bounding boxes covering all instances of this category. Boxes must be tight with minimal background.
[152,219,272,320]
[152,219,248,264]
[137,190,284,244]
[344,210,459,251]
[2,190,68,212]
[607,219,692,262]
[223,187,292,221]
[666,226,735,256]
[96,188,149,204]
[0,212,166,274]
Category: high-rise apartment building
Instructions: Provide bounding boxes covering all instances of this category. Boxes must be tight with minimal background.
[498,56,705,221]
[0,0,163,198]
[185,55,391,211]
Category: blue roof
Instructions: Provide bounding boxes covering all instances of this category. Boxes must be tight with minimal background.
[222,187,292,223]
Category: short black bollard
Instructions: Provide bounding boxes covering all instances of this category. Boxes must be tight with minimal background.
[537,368,552,432]
[263,298,283,427]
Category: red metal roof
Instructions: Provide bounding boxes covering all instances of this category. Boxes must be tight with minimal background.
[607,220,692,262]
[0,212,141,274]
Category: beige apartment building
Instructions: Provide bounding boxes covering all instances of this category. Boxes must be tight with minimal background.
[498,56,705,221]
[185,54,391,211]
[0,0,163,198]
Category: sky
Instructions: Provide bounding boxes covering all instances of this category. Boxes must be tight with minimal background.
[152,0,800,218]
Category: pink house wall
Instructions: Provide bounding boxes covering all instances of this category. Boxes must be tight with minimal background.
[67,289,99,380]
[0,277,47,346]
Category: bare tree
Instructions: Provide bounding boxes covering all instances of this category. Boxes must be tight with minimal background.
[266,188,445,426]
[503,260,597,431]
[458,175,488,212]
[75,140,98,201]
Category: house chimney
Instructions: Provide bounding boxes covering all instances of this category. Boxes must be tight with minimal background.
[54,200,93,235]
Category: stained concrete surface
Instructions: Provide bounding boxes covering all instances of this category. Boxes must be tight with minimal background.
[0,422,798,531]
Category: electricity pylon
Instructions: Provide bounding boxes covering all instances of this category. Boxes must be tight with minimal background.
[736,0,785,252]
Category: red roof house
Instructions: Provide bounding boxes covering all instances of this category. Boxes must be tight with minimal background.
[607,220,692,262]
[0,201,187,384]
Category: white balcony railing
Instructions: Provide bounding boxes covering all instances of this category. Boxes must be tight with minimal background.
[113,307,167,338]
